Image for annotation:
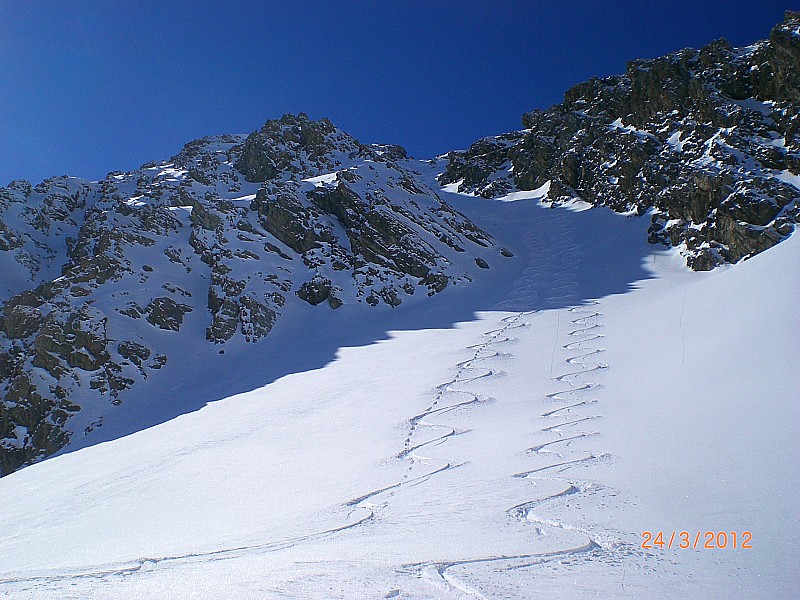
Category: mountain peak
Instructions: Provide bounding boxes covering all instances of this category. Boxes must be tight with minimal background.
[234,113,366,183]
[1,16,798,478]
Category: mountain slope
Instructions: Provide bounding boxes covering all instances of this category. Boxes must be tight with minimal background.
[0,13,797,497]
[0,114,499,475]
[0,15,798,598]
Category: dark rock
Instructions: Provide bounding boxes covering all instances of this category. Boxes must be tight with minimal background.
[264,241,293,260]
[189,200,221,231]
[252,187,322,254]
[118,341,151,367]
[145,297,192,331]
[3,305,43,339]
[420,272,449,295]
[376,286,402,308]
[238,296,277,342]
[234,113,366,183]
[370,143,409,161]
[297,276,334,306]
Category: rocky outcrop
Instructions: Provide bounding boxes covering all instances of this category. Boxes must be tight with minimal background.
[145,297,192,331]
[441,13,800,269]
[234,113,368,183]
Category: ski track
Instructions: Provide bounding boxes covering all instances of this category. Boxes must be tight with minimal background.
[337,308,543,598]
[0,507,377,589]
[388,210,627,597]
[0,303,539,595]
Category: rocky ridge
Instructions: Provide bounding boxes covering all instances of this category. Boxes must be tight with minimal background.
[440,12,800,270]
[0,114,496,475]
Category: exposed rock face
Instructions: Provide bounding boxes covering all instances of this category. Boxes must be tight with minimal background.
[145,297,192,331]
[235,113,368,183]
[0,115,495,476]
[297,276,340,307]
[441,13,800,269]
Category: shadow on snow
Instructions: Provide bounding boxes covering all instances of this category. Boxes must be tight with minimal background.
[54,197,659,460]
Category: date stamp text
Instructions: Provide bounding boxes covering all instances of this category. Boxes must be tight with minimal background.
[641,531,752,549]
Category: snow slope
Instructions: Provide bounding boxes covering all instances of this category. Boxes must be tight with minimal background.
[0,176,797,599]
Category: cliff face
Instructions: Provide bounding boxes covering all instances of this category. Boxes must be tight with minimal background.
[0,114,497,475]
[441,13,800,270]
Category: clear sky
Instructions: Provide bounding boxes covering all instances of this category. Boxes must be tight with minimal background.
[0,1,793,185]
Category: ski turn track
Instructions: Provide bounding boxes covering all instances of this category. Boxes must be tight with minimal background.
[394,210,646,597]
[401,304,625,598]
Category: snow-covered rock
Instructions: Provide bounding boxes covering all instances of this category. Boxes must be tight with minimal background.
[440,12,800,270]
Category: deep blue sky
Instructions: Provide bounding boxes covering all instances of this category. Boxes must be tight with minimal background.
[0,1,793,184]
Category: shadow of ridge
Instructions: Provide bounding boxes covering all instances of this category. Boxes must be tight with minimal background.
[51,201,658,461]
